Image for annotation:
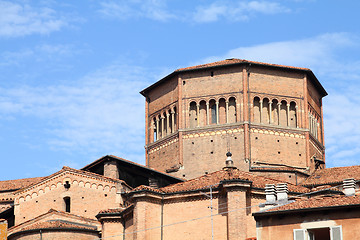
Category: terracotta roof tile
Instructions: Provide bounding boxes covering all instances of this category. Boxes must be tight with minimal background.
[175,58,310,72]
[16,220,97,232]
[0,177,45,192]
[82,155,184,182]
[98,208,125,214]
[9,208,100,234]
[265,195,360,213]
[303,165,360,186]
[131,169,309,194]
[98,204,134,215]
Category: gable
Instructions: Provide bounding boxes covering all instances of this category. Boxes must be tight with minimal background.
[9,209,100,236]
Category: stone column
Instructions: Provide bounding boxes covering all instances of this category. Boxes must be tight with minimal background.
[286,104,290,127]
[259,100,263,124]
[269,101,272,124]
[150,120,154,143]
[166,113,170,136]
[196,103,200,127]
[171,110,175,133]
[277,102,281,125]
[295,105,298,128]
[216,101,219,124]
[156,118,160,140]
[226,100,229,123]
[206,102,210,125]
[160,116,164,139]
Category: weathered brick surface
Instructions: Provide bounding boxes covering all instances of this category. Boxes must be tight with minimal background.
[144,61,326,180]
[14,171,123,225]
[9,230,98,240]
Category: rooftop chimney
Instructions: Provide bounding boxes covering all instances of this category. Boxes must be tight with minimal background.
[276,183,288,202]
[265,184,276,204]
[343,178,356,196]
[223,152,236,170]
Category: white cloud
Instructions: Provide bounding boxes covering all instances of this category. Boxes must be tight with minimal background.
[99,0,175,21]
[202,33,354,69]
[0,63,160,164]
[0,44,82,67]
[193,1,290,23]
[0,1,68,37]
[200,32,360,167]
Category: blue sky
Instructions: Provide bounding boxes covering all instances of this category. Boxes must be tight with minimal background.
[0,0,359,180]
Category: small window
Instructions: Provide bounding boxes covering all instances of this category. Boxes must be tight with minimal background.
[64,197,70,213]
[210,71,214,77]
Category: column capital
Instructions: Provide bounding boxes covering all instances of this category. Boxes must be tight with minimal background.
[160,116,165,119]
[277,102,281,106]
[287,103,290,107]
[206,102,209,106]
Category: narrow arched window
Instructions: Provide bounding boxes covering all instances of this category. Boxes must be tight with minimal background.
[253,97,260,123]
[189,102,197,128]
[209,100,217,124]
[64,197,70,213]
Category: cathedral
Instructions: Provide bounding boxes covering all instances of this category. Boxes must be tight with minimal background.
[0,59,358,240]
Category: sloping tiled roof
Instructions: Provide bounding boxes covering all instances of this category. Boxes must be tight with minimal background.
[0,177,46,192]
[302,165,360,186]
[16,220,97,232]
[81,155,184,182]
[262,195,360,214]
[141,58,327,98]
[98,208,125,214]
[175,58,310,72]
[9,208,100,234]
[131,168,309,194]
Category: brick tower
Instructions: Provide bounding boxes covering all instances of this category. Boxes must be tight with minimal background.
[140,59,327,182]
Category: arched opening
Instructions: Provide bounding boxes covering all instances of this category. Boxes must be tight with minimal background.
[289,101,297,128]
[209,99,217,124]
[163,112,168,136]
[199,100,207,127]
[228,97,236,123]
[64,197,70,213]
[153,118,157,141]
[271,99,279,125]
[219,98,226,124]
[168,110,172,134]
[263,98,270,124]
[280,100,287,126]
[189,101,197,128]
[158,115,163,138]
[253,97,260,123]
[173,107,177,131]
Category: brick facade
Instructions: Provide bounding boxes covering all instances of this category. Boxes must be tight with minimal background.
[141,59,327,180]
